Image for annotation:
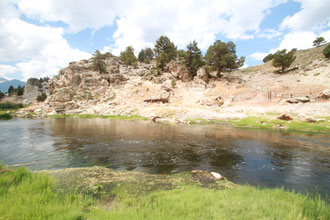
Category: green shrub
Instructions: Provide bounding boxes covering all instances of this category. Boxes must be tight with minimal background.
[0,103,23,110]
[36,93,47,102]
[323,44,330,58]
[120,46,137,66]
[263,53,274,63]
[92,50,107,73]
[0,113,12,120]
[171,79,176,88]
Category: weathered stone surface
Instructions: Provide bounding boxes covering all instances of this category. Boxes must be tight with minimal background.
[167,60,191,82]
[23,78,49,104]
[317,89,330,100]
[194,68,209,84]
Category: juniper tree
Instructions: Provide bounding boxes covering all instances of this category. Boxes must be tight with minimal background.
[313,37,326,47]
[272,49,296,73]
[92,50,106,73]
[154,36,177,70]
[205,40,245,78]
[120,46,137,66]
[263,53,274,63]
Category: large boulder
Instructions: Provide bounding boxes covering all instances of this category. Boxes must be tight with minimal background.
[317,89,330,100]
[23,78,48,104]
[167,60,192,82]
[194,68,209,84]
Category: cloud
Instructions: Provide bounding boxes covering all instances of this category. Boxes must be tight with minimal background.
[280,0,330,31]
[275,32,317,52]
[249,52,269,61]
[0,0,90,80]
[18,0,288,56]
[0,65,18,80]
[320,30,330,42]
[252,31,319,61]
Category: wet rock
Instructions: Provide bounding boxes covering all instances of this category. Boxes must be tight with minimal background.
[277,114,293,121]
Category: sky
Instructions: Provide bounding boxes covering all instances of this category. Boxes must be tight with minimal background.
[0,0,329,81]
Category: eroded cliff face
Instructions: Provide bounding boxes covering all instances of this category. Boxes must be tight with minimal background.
[39,53,196,116]
[23,78,49,105]
[21,45,330,120]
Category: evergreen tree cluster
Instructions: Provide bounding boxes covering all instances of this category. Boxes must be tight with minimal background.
[7,85,24,96]
[117,36,245,79]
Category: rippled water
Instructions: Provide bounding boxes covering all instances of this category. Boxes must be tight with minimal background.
[0,118,329,196]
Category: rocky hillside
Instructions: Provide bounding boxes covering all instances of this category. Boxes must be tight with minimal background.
[22,45,330,121]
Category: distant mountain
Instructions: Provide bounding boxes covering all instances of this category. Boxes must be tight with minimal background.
[0,77,26,93]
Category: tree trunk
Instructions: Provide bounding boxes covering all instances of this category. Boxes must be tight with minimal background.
[216,66,222,78]
[281,66,285,73]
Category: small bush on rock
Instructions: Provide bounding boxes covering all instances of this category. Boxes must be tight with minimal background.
[36,93,47,102]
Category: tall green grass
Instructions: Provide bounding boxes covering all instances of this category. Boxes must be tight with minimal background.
[90,186,329,220]
[0,164,328,219]
[0,103,23,110]
[0,164,91,219]
[0,113,12,120]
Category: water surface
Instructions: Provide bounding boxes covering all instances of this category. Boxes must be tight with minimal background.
[0,118,329,196]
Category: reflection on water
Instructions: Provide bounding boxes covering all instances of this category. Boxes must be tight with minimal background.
[0,118,329,196]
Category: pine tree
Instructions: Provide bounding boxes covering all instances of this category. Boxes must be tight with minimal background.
[185,41,204,77]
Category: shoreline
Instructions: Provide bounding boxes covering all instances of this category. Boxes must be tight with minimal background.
[14,111,330,133]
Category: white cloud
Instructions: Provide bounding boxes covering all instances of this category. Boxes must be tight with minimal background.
[280,0,330,31]
[275,32,317,52]
[252,31,319,61]
[249,52,269,61]
[0,0,90,80]
[0,65,18,80]
[17,0,288,55]
[257,29,282,39]
[320,30,330,42]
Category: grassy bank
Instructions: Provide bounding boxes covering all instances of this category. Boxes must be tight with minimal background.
[0,164,329,219]
[49,114,148,120]
[0,103,24,120]
[186,115,330,133]
[228,116,330,132]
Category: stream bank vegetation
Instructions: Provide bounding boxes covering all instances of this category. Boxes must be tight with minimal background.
[0,164,328,219]
[186,115,330,133]
[0,102,24,119]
